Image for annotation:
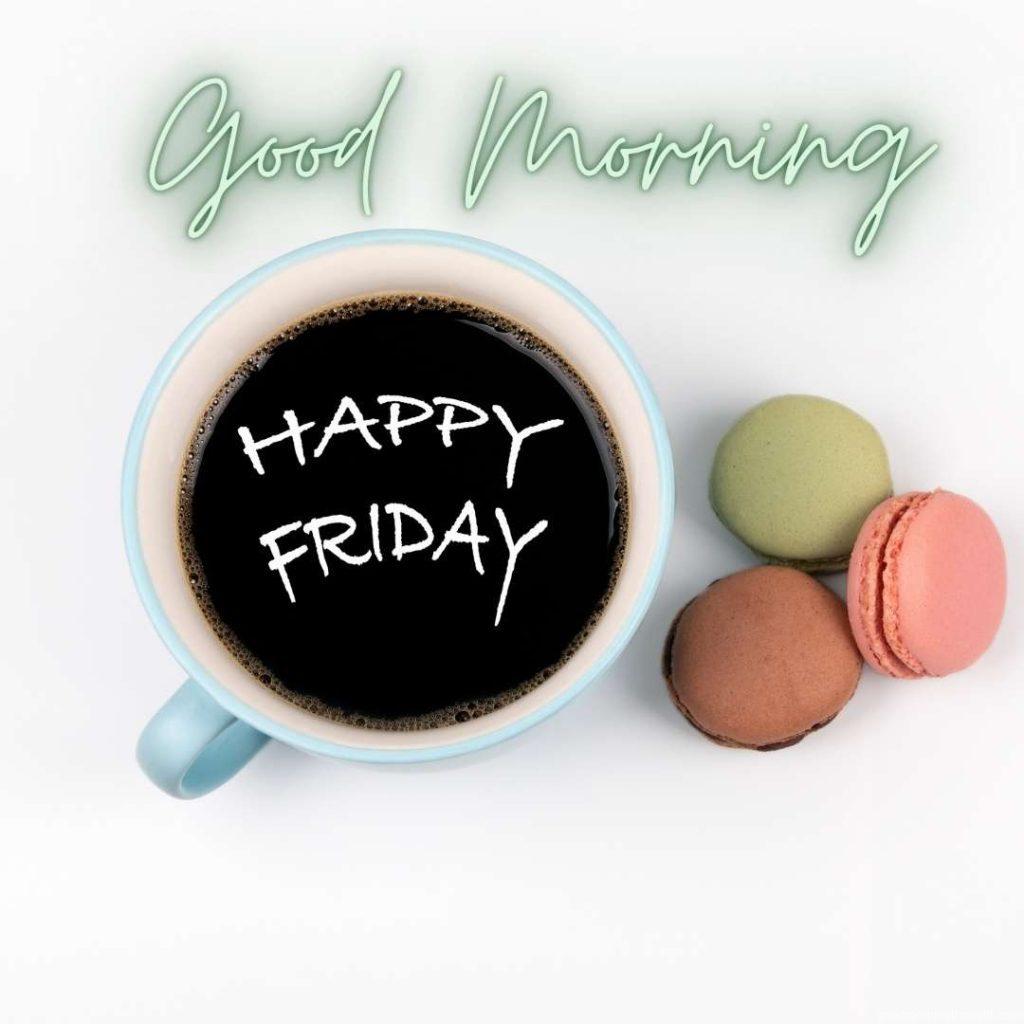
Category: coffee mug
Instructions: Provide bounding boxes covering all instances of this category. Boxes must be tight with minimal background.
[124,230,674,798]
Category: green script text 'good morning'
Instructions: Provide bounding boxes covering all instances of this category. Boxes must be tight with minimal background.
[148,69,938,255]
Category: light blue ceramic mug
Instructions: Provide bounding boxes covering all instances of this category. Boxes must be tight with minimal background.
[125,230,673,798]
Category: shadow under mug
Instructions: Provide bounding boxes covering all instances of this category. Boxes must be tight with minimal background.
[124,230,674,798]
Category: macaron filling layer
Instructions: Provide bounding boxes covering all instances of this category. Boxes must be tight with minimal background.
[879,494,932,676]
[854,492,934,679]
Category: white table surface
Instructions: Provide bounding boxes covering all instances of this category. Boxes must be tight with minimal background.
[2,1,1021,1020]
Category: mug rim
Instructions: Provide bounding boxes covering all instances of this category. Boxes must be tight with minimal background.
[122,228,674,763]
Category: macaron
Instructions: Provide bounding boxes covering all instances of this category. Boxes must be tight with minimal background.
[710,395,893,572]
[847,490,1006,678]
[663,566,863,750]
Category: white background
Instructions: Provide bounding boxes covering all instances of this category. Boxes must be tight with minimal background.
[2,1,1022,1021]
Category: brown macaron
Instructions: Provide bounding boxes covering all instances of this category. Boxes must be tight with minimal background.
[663,566,862,750]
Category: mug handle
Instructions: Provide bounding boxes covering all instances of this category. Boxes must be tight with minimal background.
[137,679,270,798]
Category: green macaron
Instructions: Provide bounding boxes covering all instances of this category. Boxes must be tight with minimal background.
[710,395,893,572]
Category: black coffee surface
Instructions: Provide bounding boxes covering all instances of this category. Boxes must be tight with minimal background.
[180,295,626,729]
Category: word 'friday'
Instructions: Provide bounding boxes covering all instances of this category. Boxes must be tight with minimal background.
[148,70,938,254]
[260,501,546,628]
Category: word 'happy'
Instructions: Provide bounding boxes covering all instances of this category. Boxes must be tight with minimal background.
[240,393,565,626]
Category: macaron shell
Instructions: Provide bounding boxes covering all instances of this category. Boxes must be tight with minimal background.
[710,395,893,569]
[891,491,1006,676]
[667,566,862,749]
[847,493,928,678]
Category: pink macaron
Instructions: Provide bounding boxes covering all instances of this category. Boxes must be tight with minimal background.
[847,490,1006,678]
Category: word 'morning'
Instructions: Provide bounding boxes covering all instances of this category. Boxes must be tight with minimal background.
[465,77,939,256]
[260,499,546,627]
[238,393,564,489]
